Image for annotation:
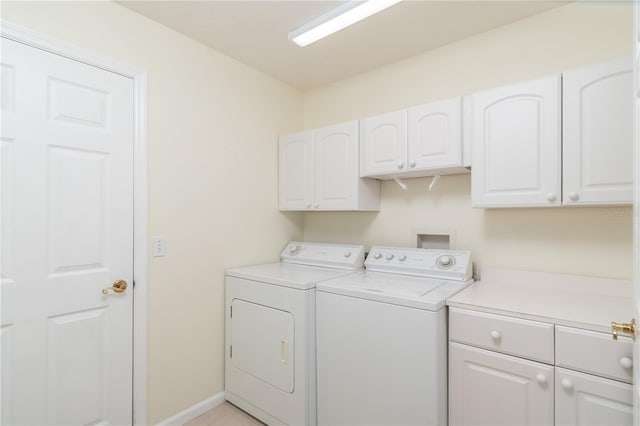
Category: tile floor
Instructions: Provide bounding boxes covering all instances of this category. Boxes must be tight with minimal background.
[184,402,265,426]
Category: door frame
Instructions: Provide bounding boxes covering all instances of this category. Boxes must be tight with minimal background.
[1,20,149,426]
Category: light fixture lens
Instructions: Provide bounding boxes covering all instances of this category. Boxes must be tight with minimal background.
[289,0,403,47]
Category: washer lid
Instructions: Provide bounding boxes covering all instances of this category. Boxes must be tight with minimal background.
[226,262,359,290]
[316,271,473,311]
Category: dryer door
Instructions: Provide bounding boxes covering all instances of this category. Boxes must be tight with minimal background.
[230,299,295,393]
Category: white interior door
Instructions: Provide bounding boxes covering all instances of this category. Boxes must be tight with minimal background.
[1,37,134,425]
[634,1,640,423]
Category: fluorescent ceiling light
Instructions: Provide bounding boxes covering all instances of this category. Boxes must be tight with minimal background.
[288,0,403,47]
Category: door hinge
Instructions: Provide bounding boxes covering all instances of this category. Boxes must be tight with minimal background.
[230,345,233,358]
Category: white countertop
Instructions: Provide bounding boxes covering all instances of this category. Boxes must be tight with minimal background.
[446,268,633,333]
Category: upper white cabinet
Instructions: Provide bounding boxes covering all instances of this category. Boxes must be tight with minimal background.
[470,57,633,208]
[562,57,633,205]
[470,75,562,208]
[360,97,469,179]
[359,109,407,177]
[279,131,314,210]
[279,121,380,211]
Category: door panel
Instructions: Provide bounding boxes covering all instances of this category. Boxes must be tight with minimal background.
[555,367,632,426]
[408,97,462,170]
[449,342,554,426]
[359,110,407,177]
[314,122,358,209]
[230,299,295,393]
[0,37,134,425]
[278,131,313,210]
[471,75,561,207]
[563,57,633,205]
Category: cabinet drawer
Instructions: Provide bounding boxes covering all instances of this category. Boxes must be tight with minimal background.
[449,308,554,363]
[556,326,633,383]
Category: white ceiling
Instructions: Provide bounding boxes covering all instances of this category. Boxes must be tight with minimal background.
[118,0,566,90]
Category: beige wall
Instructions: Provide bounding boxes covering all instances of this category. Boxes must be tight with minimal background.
[2,0,634,423]
[1,1,304,423]
[302,2,634,280]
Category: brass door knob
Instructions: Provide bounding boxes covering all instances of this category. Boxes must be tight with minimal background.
[102,279,128,295]
[611,318,635,340]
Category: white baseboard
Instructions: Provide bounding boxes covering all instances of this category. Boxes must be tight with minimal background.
[157,392,225,426]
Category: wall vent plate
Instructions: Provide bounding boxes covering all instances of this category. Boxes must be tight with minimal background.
[416,228,456,250]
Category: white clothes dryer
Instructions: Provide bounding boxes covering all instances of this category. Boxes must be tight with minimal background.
[316,246,473,426]
[225,242,365,425]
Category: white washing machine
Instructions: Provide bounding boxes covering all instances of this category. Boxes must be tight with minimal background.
[316,246,473,426]
[225,241,365,425]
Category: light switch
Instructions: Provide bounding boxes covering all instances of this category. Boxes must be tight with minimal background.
[152,236,167,257]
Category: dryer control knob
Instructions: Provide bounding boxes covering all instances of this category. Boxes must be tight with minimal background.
[399,255,407,262]
[385,254,395,261]
[344,251,352,258]
[373,253,382,260]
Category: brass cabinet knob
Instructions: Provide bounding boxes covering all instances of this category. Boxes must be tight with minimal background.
[101,279,128,295]
[611,318,635,340]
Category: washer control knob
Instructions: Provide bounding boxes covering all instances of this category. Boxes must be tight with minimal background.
[344,251,352,258]
[373,253,382,260]
[385,254,395,261]
[399,255,407,262]
[437,255,455,269]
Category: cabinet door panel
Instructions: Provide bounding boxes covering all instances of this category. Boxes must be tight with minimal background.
[471,75,561,207]
[360,110,407,177]
[408,97,462,170]
[449,342,553,426]
[314,122,358,209]
[279,132,313,210]
[563,57,633,205]
[555,367,632,426]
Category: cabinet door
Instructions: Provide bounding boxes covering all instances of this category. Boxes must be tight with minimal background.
[360,110,407,177]
[408,97,462,171]
[449,342,553,426]
[279,131,313,210]
[555,367,632,426]
[470,75,561,207]
[563,57,633,205]
[313,121,358,210]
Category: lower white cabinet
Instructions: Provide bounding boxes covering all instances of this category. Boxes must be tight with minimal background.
[555,367,632,426]
[449,342,554,426]
[449,308,633,426]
